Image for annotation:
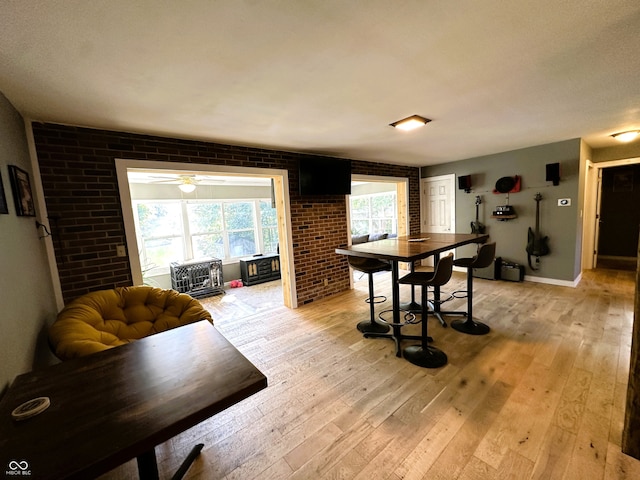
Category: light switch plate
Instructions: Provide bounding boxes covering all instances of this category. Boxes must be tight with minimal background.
[558,198,571,206]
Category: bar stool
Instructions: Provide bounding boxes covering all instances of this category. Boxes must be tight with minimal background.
[450,242,496,335]
[397,253,454,368]
[348,256,392,334]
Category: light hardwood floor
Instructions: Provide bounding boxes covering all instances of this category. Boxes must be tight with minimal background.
[100,266,640,479]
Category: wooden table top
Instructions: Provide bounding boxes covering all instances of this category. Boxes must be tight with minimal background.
[0,321,267,479]
[336,232,490,262]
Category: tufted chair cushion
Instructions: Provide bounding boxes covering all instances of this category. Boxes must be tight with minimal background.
[49,286,213,360]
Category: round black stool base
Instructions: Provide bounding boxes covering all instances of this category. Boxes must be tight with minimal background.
[403,345,448,368]
[451,318,490,335]
[399,301,421,313]
[357,319,390,334]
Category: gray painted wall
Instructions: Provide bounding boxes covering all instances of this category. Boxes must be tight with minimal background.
[0,93,58,392]
[421,139,582,282]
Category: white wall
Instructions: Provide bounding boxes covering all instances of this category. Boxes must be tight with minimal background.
[0,92,58,393]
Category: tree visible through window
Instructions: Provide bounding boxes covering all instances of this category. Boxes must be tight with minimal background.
[134,198,278,276]
[350,192,397,236]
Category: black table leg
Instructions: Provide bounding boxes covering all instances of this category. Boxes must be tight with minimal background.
[171,443,205,480]
[137,443,204,480]
[137,450,159,480]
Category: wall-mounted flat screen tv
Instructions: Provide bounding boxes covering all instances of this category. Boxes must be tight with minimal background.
[299,157,352,195]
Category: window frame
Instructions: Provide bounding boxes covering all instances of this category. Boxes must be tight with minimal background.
[133,197,278,276]
[349,190,398,236]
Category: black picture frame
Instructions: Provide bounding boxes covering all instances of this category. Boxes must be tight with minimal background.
[0,170,8,214]
[8,165,36,217]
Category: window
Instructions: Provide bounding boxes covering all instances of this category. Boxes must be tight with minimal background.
[134,198,278,276]
[136,202,185,275]
[349,191,397,236]
[260,200,279,253]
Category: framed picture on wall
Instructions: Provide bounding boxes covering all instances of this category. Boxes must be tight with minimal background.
[8,165,36,217]
[0,170,8,214]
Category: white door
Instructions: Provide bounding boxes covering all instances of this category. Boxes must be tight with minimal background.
[421,174,455,233]
[420,174,455,265]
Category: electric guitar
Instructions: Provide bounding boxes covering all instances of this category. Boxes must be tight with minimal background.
[471,196,486,234]
[526,192,550,270]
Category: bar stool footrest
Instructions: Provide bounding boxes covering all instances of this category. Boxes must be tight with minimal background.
[365,295,387,305]
[377,309,418,326]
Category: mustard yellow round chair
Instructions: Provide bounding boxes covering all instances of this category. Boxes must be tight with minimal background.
[49,286,214,361]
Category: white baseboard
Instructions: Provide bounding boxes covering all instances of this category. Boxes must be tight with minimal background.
[454,266,582,288]
[523,272,582,288]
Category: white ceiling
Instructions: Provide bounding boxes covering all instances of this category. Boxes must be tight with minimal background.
[2,1,640,167]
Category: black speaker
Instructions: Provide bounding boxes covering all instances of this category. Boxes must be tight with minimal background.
[458,175,471,193]
[546,163,560,186]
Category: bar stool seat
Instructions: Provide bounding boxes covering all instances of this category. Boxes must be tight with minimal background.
[348,256,392,334]
[450,242,496,335]
[397,253,454,368]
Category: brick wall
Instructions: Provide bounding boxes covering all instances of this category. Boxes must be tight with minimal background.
[31,123,420,305]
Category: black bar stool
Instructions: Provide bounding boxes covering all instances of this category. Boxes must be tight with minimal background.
[450,242,496,335]
[397,253,454,368]
[348,257,392,334]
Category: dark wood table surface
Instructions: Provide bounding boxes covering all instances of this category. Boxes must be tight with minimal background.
[0,320,267,479]
[336,232,489,355]
[336,232,489,263]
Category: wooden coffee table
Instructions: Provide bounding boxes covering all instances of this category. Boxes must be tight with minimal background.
[0,321,267,479]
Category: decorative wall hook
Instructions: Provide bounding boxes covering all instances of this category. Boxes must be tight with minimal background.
[35,220,52,239]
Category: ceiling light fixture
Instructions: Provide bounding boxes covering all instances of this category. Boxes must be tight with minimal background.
[611,130,640,143]
[390,114,431,131]
[178,176,197,193]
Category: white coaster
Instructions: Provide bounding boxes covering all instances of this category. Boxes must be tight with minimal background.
[11,397,50,421]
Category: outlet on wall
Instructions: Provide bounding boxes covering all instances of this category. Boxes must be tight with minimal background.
[116,245,127,257]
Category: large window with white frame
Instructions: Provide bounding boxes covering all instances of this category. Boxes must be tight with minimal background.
[350,191,397,236]
[134,198,277,276]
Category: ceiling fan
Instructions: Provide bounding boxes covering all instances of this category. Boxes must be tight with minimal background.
[144,174,203,192]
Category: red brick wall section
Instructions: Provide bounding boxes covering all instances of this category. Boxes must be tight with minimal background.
[31,123,420,305]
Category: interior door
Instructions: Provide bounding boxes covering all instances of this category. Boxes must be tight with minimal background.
[421,175,455,233]
[420,174,455,265]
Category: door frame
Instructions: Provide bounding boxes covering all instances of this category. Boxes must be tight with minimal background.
[114,159,297,308]
[582,156,640,270]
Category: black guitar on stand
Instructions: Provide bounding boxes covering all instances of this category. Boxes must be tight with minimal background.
[526,192,550,270]
[471,196,485,234]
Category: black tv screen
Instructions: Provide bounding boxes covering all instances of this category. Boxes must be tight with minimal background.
[299,157,352,195]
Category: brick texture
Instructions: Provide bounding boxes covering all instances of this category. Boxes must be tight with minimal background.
[32,123,420,305]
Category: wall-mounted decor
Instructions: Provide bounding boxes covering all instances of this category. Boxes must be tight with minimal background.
[0,170,8,214]
[8,165,36,217]
[492,175,521,194]
[458,174,472,193]
[546,162,560,186]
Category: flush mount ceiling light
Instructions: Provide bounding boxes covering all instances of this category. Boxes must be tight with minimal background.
[611,130,640,143]
[389,114,432,131]
[178,176,197,193]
